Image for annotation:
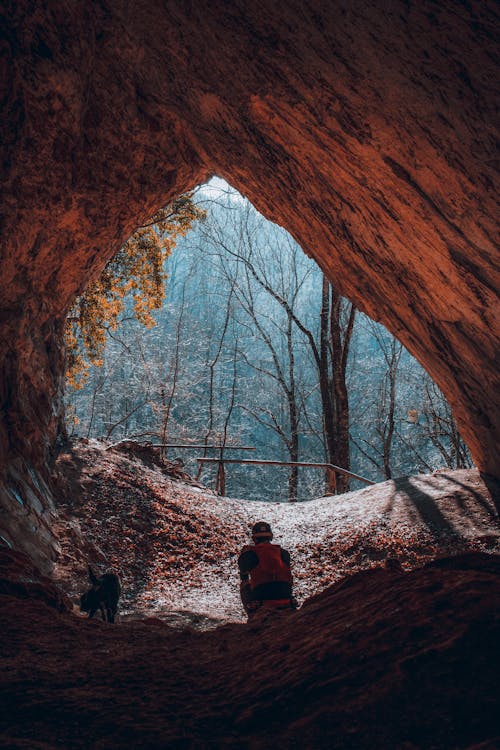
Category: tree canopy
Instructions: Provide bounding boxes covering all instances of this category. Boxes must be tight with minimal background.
[65,193,205,387]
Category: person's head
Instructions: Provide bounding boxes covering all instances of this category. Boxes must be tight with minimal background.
[251,521,273,543]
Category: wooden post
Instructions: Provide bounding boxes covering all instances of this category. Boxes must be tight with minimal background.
[326,467,337,495]
[215,461,226,496]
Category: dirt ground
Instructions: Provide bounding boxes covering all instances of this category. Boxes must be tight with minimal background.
[52,440,499,626]
[1,439,499,748]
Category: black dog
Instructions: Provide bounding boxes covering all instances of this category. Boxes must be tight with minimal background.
[80,566,121,623]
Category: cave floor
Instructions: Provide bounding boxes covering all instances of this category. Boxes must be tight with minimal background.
[1,441,499,748]
[1,554,499,749]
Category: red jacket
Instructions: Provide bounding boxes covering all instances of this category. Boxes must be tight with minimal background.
[245,543,293,590]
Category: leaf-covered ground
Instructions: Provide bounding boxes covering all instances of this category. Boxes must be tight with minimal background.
[52,439,499,626]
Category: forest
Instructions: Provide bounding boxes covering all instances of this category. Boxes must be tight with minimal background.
[66,180,472,503]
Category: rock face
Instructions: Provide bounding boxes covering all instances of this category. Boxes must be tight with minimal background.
[0,2,499,556]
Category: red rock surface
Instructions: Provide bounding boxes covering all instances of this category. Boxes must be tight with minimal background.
[0,2,499,563]
[0,547,71,613]
[0,553,499,749]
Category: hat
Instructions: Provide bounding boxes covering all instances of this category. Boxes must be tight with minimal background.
[251,521,273,540]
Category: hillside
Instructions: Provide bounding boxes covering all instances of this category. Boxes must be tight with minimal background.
[52,439,499,626]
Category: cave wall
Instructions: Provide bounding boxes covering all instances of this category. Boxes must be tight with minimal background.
[0,1,499,565]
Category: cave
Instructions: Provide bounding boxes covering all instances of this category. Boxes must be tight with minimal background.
[0,3,499,745]
[2,0,499,564]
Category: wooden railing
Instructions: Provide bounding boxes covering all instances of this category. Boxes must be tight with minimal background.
[144,444,256,451]
[196,457,374,497]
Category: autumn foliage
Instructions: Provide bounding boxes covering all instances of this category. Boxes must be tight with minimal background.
[65,193,205,387]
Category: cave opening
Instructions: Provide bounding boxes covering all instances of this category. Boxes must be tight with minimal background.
[64,176,473,505]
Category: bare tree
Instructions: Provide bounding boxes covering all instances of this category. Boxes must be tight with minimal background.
[200,202,358,497]
[200,205,307,500]
[196,281,237,478]
[204,207,357,492]
[318,276,356,491]
[351,322,402,479]
[420,375,472,469]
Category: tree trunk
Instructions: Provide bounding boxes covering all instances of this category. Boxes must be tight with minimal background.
[287,315,299,502]
[318,276,354,493]
[330,285,354,492]
[319,275,337,491]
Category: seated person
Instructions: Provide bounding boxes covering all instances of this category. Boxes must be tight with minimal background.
[238,521,297,618]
